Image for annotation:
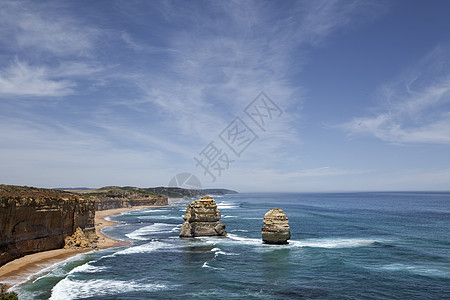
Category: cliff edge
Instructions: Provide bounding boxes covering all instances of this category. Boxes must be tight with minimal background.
[75,186,168,211]
[0,185,97,266]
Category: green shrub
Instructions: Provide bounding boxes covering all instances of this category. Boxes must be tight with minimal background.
[0,284,18,300]
[1,291,18,300]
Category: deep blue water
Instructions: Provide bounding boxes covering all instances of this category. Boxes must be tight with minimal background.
[15,192,450,299]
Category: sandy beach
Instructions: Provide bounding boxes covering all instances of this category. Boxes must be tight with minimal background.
[0,205,171,289]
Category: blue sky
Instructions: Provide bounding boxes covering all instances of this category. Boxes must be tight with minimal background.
[1,0,449,192]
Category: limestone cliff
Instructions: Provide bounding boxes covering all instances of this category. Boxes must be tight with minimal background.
[78,186,168,211]
[0,185,97,266]
[180,196,226,237]
[261,208,290,244]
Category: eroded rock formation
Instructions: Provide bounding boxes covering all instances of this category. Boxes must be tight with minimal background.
[0,185,97,266]
[179,196,226,237]
[261,208,290,244]
[64,227,98,249]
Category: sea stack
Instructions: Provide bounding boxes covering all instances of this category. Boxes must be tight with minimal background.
[261,208,290,244]
[179,196,226,237]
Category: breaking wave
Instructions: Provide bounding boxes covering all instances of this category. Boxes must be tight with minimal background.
[50,278,166,299]
[126,223,175,240]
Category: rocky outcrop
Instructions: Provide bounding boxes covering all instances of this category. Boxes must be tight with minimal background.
[179,196,226,237]
[0,185,97,266]
[64,227,98,249]
[261,208,290,244]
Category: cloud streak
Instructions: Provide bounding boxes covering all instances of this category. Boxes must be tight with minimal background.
[340,45,450,145]
[0,0,397,190]
[0,0,98,56]
[0,59,75,97]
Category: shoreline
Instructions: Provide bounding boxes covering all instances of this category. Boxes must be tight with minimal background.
[0,204,172,290]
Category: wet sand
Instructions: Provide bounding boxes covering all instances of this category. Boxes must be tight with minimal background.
[0,205,171,289]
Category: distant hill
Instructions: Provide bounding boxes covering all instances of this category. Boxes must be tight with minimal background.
[55,187,93,191]
[202,188,238,195]
[141,187,238,198]
[63,186,238,198]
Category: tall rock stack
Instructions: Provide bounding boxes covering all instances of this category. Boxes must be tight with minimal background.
[261,208,290,244]
[179,196,226,237]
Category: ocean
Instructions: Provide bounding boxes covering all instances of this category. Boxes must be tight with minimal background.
[15,192,450,299]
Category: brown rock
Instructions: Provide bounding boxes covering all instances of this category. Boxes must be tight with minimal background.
[261,208,290,244]
[180,196,226,237]
[0,185,97,266]
[64,227,98,249]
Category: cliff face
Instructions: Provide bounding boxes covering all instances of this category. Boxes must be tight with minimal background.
[0,185,96,266]
[180,196,226,237]
[79,186,168,211]
[92,195,168,211]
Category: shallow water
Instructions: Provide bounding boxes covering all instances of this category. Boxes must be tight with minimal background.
[16,192,450,299]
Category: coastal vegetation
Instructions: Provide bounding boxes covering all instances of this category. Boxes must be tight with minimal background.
[1,283,18,300]
[69,186,238,199]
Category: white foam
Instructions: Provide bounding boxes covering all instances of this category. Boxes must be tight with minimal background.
[226,233,262,246]
[171,224,182,232]
[201,261,223,270]
[68,262,107,275]
[372,263,450,278]
[226,234,379,249]
[139,215,183,220]
[50,278,166,299]
[216,202,238,209]
[210,247,239,257]
[114,240,174,255]
[223,215,236,218]
[125,223,175,240]
[140,209,170,213]
[14,253,90,287]
[290,238,377,248]
[196,237,220,245]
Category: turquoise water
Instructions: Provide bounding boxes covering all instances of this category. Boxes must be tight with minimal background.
[16,192,450,299]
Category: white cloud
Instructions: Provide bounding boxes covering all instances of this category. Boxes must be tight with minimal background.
[0,1,107,98]
[0,116,179,188]
[0,1,391,190]
[0,59,106,97]
[0,59,75,97]
[295,0,388,46]
[120,0,384,146]
[0,0,98,56]
[340,45,450,145]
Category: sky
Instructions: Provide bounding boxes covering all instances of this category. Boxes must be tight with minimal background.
[0,0,449,192]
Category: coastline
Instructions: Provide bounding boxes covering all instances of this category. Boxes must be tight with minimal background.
[0,204,172,290]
